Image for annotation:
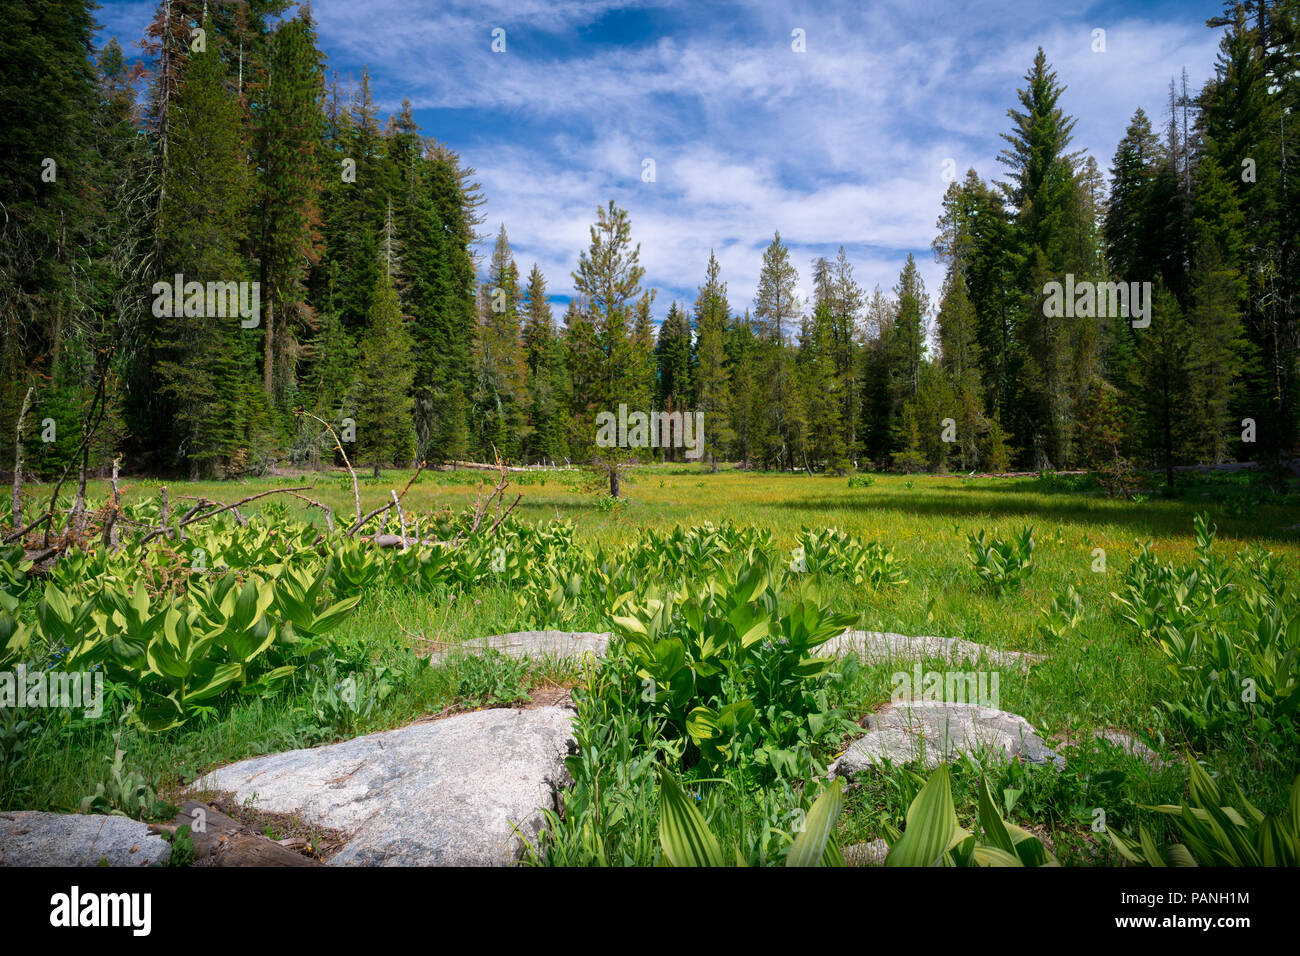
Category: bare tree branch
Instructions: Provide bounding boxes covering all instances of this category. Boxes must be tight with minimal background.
[101,456,122,549]
[11,384,33,534]
[299,410,359,527]
[137,483,318,546]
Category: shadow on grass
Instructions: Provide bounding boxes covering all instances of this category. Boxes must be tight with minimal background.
[760,490,1300,545]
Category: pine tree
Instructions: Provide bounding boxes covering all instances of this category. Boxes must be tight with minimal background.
[725,310,763,468]
[354,272,415,476]
[571,202,645,494]
[1134,284,1193,487]
[655,301,694,460]
[830,247,865,460]
[860,286,897,466]
[521,264,568,463]
[1184,163,1247,463]
[629,290,658,420]
[470,225,527,460]
[256,10,325,412]
[999,48,1099,468]
[1105,109,1165,281]
[692,251,734,471]
[0,0,124,474]
[884,255,928,460]
[937,266,983,469]
[1199,6,1297,466]
[327,68,385,332]
[754,232,800,469]
[563,297,600,456]
[154,12,261,477]
[798,301,847,472]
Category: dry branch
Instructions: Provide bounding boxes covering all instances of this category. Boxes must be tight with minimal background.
[282,491,334,533]
[2,512,49,545]
[390,490,407,550]
[137,483,317,546]
[11,385,33,534]
[100,456,121,549]
[299,410,359,527]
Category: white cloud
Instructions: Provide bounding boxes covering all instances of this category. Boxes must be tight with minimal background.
[94,0,1227,323]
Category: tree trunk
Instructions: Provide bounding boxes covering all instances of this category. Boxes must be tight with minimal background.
[263,298,274,398]
[609,466,620,498]
[11,385,33,534]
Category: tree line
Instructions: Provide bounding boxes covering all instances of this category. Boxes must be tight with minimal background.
[2,0,1296,485]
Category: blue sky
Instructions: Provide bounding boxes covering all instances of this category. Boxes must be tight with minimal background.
[94,0,1228,320]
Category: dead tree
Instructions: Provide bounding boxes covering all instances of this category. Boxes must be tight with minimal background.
[10,385,33,535]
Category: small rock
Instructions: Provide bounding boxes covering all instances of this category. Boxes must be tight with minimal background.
[830,701,1064,775]
[842,838,890,867]
[427,631,610,667]
[1091,729,1167,769]
[826,630,1044,671]
[0,812,171,867]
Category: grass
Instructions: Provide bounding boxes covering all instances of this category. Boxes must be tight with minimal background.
[8,463,1300,864]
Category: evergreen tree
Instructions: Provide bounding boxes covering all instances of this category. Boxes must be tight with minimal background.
[354,272,415,476]
[1199,5,1297,465]
[860,286,897,466]
[885,255,929,461]
[571,202,645,494]
[724,310,763,468]
[830,248,865,460]
[1185,156,1248,463]
[798,301,847,472]
[937,266,983,470]
[0,0,120,472]
[629,290,658,419]
[1105,108,1165,281]
[999,48,1099,468]
[753,232,800,469]
[1134,284,1194,487]
[470,225,527,460]
[693,251,734,470]
[521,264,568,463]
[256,10,325,411]
[154,13,263,477]
[655,301,694,460]
[562,297,601,457]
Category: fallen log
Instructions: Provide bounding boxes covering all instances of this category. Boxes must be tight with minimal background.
[444,459,572,473]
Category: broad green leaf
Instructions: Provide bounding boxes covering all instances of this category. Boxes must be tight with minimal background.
[976,777,1017,856]
[886,764,958,867]
[187,662,244,701]
[786,780,843,867]
[658,771,726,867]
[310,594,363,634]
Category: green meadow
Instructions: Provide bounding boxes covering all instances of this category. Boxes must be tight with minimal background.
[7,464,1297,866]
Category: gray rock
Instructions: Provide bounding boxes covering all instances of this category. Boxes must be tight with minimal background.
[825,630,1044,671]
[830,701,1064,775]
[191,706,577,866]
[1091,729,1167,769]
[0,811,171,867]
[427,630,610,667]
[842,838,890,867]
